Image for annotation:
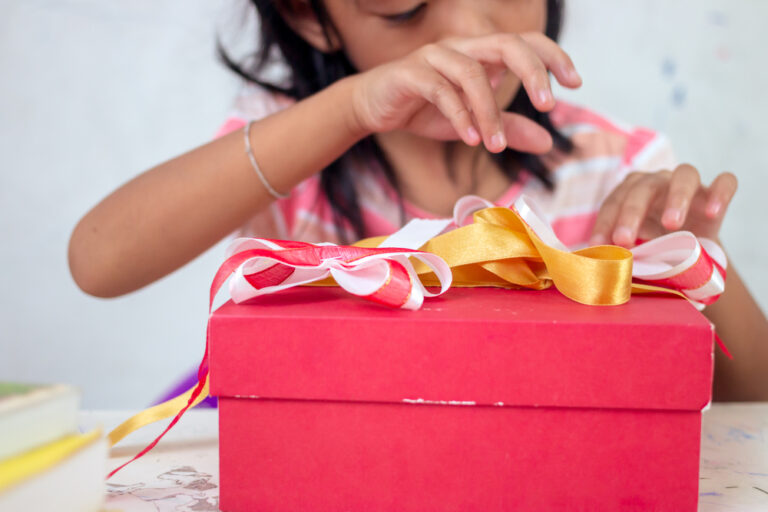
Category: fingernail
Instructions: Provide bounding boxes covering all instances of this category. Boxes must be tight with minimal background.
[613,226,633,246]
[569,68,582,83]
[706,201,722,217]
[467,126,480,144]
[590,234,607,246]
[563,65,581,83]
[663,208,683,227]
[491,132,507,150]
[538,89,553,106]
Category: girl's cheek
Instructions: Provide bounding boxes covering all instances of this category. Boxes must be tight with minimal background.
[492,0,548,35]
[345,33,432,71]
[322,0,437,70]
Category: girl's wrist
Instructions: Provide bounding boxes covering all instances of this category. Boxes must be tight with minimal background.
[334,74,375,141]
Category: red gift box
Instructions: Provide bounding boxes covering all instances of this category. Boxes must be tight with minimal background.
[209,285,713,512]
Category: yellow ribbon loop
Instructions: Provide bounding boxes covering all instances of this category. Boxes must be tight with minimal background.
[361,207,637,306]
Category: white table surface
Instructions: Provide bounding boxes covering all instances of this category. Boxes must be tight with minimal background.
[80,403,768,512]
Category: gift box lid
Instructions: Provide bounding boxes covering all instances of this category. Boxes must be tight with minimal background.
[208,287,714,411]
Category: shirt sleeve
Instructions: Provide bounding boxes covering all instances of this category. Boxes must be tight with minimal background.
[628,132,678,173]
[601,128,679,200]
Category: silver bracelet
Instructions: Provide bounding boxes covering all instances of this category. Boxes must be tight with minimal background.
[244,120,290,200]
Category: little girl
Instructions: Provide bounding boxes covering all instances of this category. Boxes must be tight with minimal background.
[68,0,768,400]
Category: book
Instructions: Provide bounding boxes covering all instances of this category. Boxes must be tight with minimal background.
[0,382,79,460]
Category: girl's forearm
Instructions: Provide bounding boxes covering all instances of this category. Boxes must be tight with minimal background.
[705,263,768,401]
[69,76,368,298]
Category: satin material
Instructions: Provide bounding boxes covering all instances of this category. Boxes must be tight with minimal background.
[360,207,636,306]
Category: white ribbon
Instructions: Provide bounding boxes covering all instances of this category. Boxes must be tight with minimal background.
[224,238,453,311]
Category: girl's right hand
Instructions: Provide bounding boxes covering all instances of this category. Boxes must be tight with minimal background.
[350,32,582,154]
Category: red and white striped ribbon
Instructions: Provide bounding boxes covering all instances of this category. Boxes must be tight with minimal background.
[630,234,727,309]
[510,195,726,309]
[224,238,452,310]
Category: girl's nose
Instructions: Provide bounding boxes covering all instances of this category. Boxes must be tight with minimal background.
[438,0,497,40]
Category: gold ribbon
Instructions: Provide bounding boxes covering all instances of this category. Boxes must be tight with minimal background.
[108,380,210,447]
[358,207,682,305]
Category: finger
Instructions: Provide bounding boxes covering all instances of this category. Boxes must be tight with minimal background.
[422,45,506,151]
[500,112,553,154]
[450,34,555,112]
[589,172,644,245]
[705,171,738,219]
[410,68,480,147]
[519,32,582,89]
[661,164,701,230]
[613,172,669,247]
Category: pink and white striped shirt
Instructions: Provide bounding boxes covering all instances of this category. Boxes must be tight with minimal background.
[216,84,677,248]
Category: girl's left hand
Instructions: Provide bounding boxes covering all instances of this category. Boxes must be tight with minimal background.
[589,164,738,247]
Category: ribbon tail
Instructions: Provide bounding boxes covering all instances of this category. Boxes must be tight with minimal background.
[106,357,210,479]
[106,376,210,448]
[714,332,733,360]
[630,282,689,300]
[630,284,732,359]
[105,249,253,479]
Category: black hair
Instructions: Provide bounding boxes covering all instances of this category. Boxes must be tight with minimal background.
[219,0,572,242]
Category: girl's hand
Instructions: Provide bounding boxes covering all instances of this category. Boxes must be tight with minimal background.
[589,165,738,247]
[350,32,582,154]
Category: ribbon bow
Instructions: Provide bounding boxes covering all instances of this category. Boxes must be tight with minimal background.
[370,194,727,309]
[224,238,452,310]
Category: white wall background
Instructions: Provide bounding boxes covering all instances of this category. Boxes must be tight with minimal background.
[1,0,766,408]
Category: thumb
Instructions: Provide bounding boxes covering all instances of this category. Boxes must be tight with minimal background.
[501,112,553,154]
